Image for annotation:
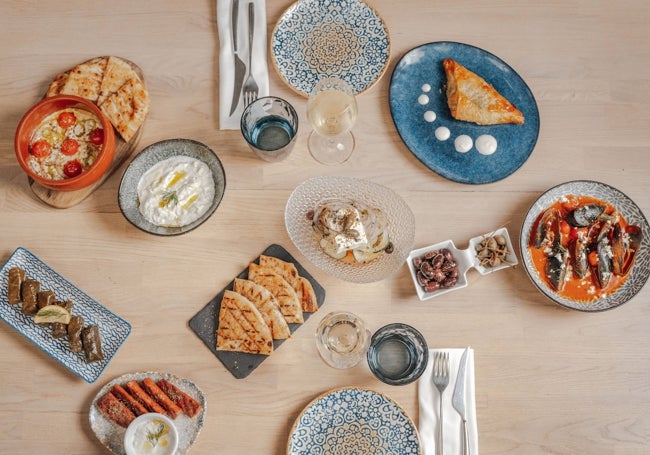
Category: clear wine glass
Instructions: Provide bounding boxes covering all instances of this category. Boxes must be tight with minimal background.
[307,77,358,165]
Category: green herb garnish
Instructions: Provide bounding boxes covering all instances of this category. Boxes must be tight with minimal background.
[146,422,166,448]
[159,191,178,208]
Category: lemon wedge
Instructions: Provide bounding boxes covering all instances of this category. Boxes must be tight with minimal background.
[34,305,71,325]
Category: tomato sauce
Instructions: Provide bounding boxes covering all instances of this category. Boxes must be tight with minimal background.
[528,195,630,302]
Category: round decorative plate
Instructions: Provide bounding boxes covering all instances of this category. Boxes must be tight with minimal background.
[287,387,421,454]
[271,0,391,96]
[89,371,207,455]
[520,180,650,311]
[118,138,226,236]
[389,41,540,184]
[285,176,415,283]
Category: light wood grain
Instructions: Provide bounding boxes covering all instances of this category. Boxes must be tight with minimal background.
[1,1,650,454]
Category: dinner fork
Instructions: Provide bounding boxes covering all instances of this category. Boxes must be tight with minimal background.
[432,351,450,455]
[243,2,259,107]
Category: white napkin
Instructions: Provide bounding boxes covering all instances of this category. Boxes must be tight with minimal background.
[418,348,480,455]
[217,0,269,129]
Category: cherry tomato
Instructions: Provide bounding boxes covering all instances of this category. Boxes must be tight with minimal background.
[63,160,83,178]
[30,140,52,158]
[89,128,104,146]
[61,138,79,156]
[57,111,77,128]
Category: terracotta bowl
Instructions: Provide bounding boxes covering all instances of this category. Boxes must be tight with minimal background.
[14,94,116,191]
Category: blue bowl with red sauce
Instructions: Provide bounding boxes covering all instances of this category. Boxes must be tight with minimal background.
[14,94,116,191]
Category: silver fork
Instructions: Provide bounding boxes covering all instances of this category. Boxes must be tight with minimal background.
[432,351,450,455]
[243,2,258,107]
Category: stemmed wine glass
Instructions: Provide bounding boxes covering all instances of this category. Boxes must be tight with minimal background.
[306,77,358,165]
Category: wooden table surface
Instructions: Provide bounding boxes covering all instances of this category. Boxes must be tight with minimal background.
[1,1,650,454]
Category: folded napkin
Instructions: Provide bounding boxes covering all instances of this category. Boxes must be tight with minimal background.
[217,0,269,129]
[418,348,479,455]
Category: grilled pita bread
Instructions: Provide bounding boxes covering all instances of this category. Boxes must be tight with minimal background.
[99,76,149,142]
[216,290,273,355]
[46,72,68,98]
[248,263,303,324]
[59,57,107,102]
[98,56,136,105]
[443,58,524,125]
[259,255,318,313]
[232,278,291,340]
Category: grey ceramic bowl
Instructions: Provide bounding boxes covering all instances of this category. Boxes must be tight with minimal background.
[118,138,226,236]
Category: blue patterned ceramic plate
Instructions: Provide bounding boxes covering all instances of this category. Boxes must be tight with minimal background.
[271,0,390,96]
[288,387,421,454]
[0,247,131,382]
[390,42,540,184]
[89,371,207,455]
[520,180,650,311]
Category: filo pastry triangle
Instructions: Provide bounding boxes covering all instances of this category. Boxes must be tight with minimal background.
[216,290,273,355]
[443,58,524,125]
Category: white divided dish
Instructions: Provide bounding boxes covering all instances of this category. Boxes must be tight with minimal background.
[407,227,519,301]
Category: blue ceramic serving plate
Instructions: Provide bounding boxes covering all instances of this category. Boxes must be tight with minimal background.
[0,247,131,383]
[390,41,540,184]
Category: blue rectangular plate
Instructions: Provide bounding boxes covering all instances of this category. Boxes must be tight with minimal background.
[0,247,131,383]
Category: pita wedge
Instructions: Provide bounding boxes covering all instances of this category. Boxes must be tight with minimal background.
[258,255,318,313]
[232,278,291,340]
[46,72,68,98]
[248,263,303,324]
[59,56,108,102]
[216,290,273,355]
[98,56,138,105]
[443,58,524,125]
[99,76,150,142]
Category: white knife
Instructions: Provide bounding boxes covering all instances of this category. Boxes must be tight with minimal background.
[452,348,470,455]
[229,0,246,116]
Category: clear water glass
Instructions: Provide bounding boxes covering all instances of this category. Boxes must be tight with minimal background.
[241,96,298,162]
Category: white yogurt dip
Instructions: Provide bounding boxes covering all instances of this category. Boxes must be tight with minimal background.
[454,135,473,153]
[475,134,498,155]
[124,413,178,455]
[137,156,215,227]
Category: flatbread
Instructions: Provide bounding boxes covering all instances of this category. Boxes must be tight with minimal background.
[46,72,68,98]
[216,290,273,355]
[232,278,291,340]
[258,255,318,313]
[59,56,107,102]
[443,58,524,125]
[99,76,149,142]
[248,263,303,324]
[98,56,137,105]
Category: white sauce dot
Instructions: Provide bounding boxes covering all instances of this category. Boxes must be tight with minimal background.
[454,135,473,153]
[435,126,450,141]
[418,94,429,105]
[421,83,431,93]
[424,111,437,122]
[476,134,498,155]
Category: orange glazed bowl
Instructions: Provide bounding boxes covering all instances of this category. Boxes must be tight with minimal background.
[14,94,116,191]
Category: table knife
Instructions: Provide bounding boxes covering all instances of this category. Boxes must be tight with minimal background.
[451,348,470,455]
[229,0,246,116]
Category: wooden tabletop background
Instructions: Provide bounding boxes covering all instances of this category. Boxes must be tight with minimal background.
[1,1,650,454]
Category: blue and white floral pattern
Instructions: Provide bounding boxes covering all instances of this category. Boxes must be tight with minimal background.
[520,181,650,311]
[0,247,131,382]
[271,0,390,96]
[288,387,421,454]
